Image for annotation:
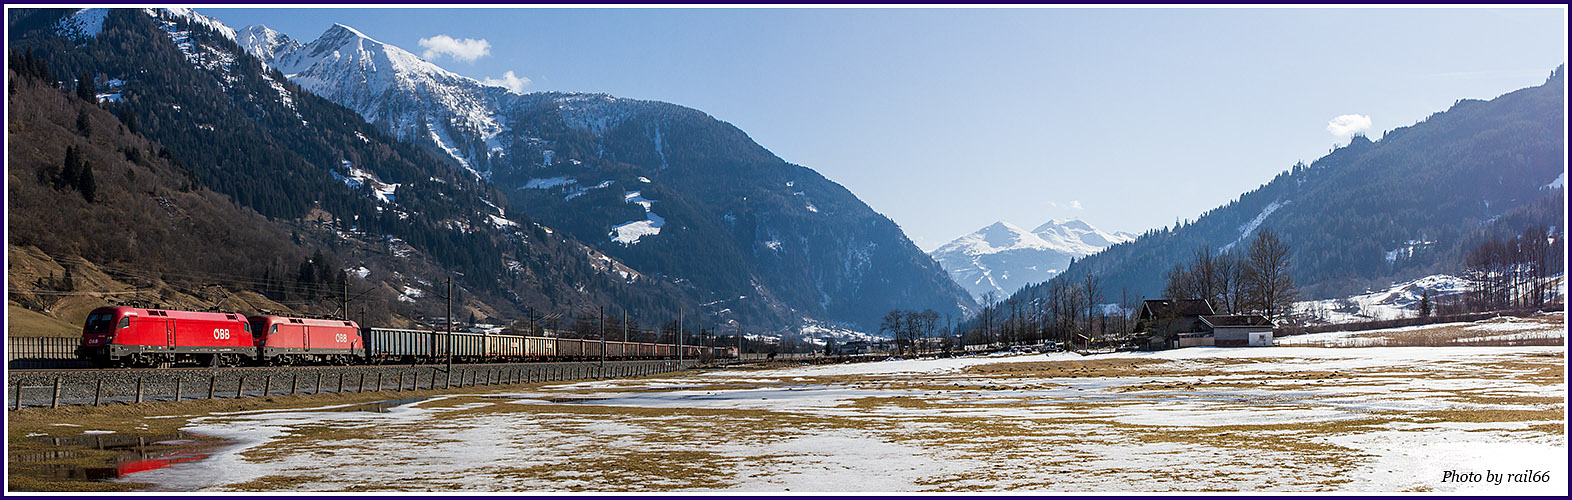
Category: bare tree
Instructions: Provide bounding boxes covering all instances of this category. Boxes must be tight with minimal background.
[880,309,906,354]
[1214,251,1240,314]
[1082,272,1102,341]
[1243,228,1298,320]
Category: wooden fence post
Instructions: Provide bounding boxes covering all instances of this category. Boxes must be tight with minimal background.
[51,377,61,408]
[397,372,404,392]
[237,376,246,399]
[174,378,182,403]
[94,377,104,406]
[208,375,217,400]
[316,373,323,394]
[134,378,144,404]
[264,375,273,397]
[291,374,299,395]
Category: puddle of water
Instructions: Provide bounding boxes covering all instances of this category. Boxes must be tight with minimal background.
[544,396,608,403]
[15,432,226,483]
[321,398,427,413]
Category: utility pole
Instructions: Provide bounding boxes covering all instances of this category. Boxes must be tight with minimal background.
[446,278,453,373]
[340,271,348,321]
[677,310,684,364]
[623,309,628,343]
[598,305,605,369]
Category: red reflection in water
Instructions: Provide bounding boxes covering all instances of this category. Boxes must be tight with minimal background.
[117,451,210,476]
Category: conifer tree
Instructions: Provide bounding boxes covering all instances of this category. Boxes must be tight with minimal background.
[78,161,96,203]
[75,73,94,101]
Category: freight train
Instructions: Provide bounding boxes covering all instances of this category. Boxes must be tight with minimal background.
[76,306,733,368]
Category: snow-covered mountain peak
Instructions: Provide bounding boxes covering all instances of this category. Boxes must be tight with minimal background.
[932,217,1137,302]
[935,221,1052,257]
[275,22,465,83]
[1032,218,1135,254]
[259,22,509,179]
[236,24,300,63]
[1040,217,1094,232]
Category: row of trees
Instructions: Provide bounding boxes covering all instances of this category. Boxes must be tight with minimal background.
[950,228,1302,352]
[962,270,1134,351]
[1460,225,1563,311]
[1162,229,1299,320]
[879,309,944,355]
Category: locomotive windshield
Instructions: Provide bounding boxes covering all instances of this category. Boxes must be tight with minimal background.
[83,313,116,334]
[244,318,266,336]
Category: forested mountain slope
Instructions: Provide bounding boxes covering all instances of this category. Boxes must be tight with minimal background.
[1024,66,1565,307]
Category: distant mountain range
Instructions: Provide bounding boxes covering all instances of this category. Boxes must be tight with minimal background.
[931,219,1134,302]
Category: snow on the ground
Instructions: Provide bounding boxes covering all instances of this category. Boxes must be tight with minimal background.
[125,347,1564,493]
[1295,274,1470,324]
[332,162,399,204]
[1277,314,1565,347]
[610,190,664,245]
[521,176,574,190]
[797,319,880,343]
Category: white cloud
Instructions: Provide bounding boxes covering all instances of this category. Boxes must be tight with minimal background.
[1326,114,1372,138]
[481,71,531,93]
[418,35,490,62]
[1070,200,1083,210]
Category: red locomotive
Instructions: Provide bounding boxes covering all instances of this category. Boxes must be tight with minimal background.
[247,315,363,365]
[76,306,255,367]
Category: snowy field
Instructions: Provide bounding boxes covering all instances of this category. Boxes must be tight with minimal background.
[1278,312,1566,347]
[120,346,1564,493]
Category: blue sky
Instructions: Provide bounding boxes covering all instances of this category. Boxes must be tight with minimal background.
[207,6,1567,250]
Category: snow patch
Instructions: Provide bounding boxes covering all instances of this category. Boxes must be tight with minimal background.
[521,177,575,190]
[610,191,664,245]
[331,161,399,204]
[1295,274,1471,324]
[564,180,613,201]
[55,8,109,39]
[1220,200,1287,253]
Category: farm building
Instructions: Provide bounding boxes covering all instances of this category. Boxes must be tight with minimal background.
[1134,299,1277,349]
[1134,299,1215,350]
[1202,314,1275,347]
